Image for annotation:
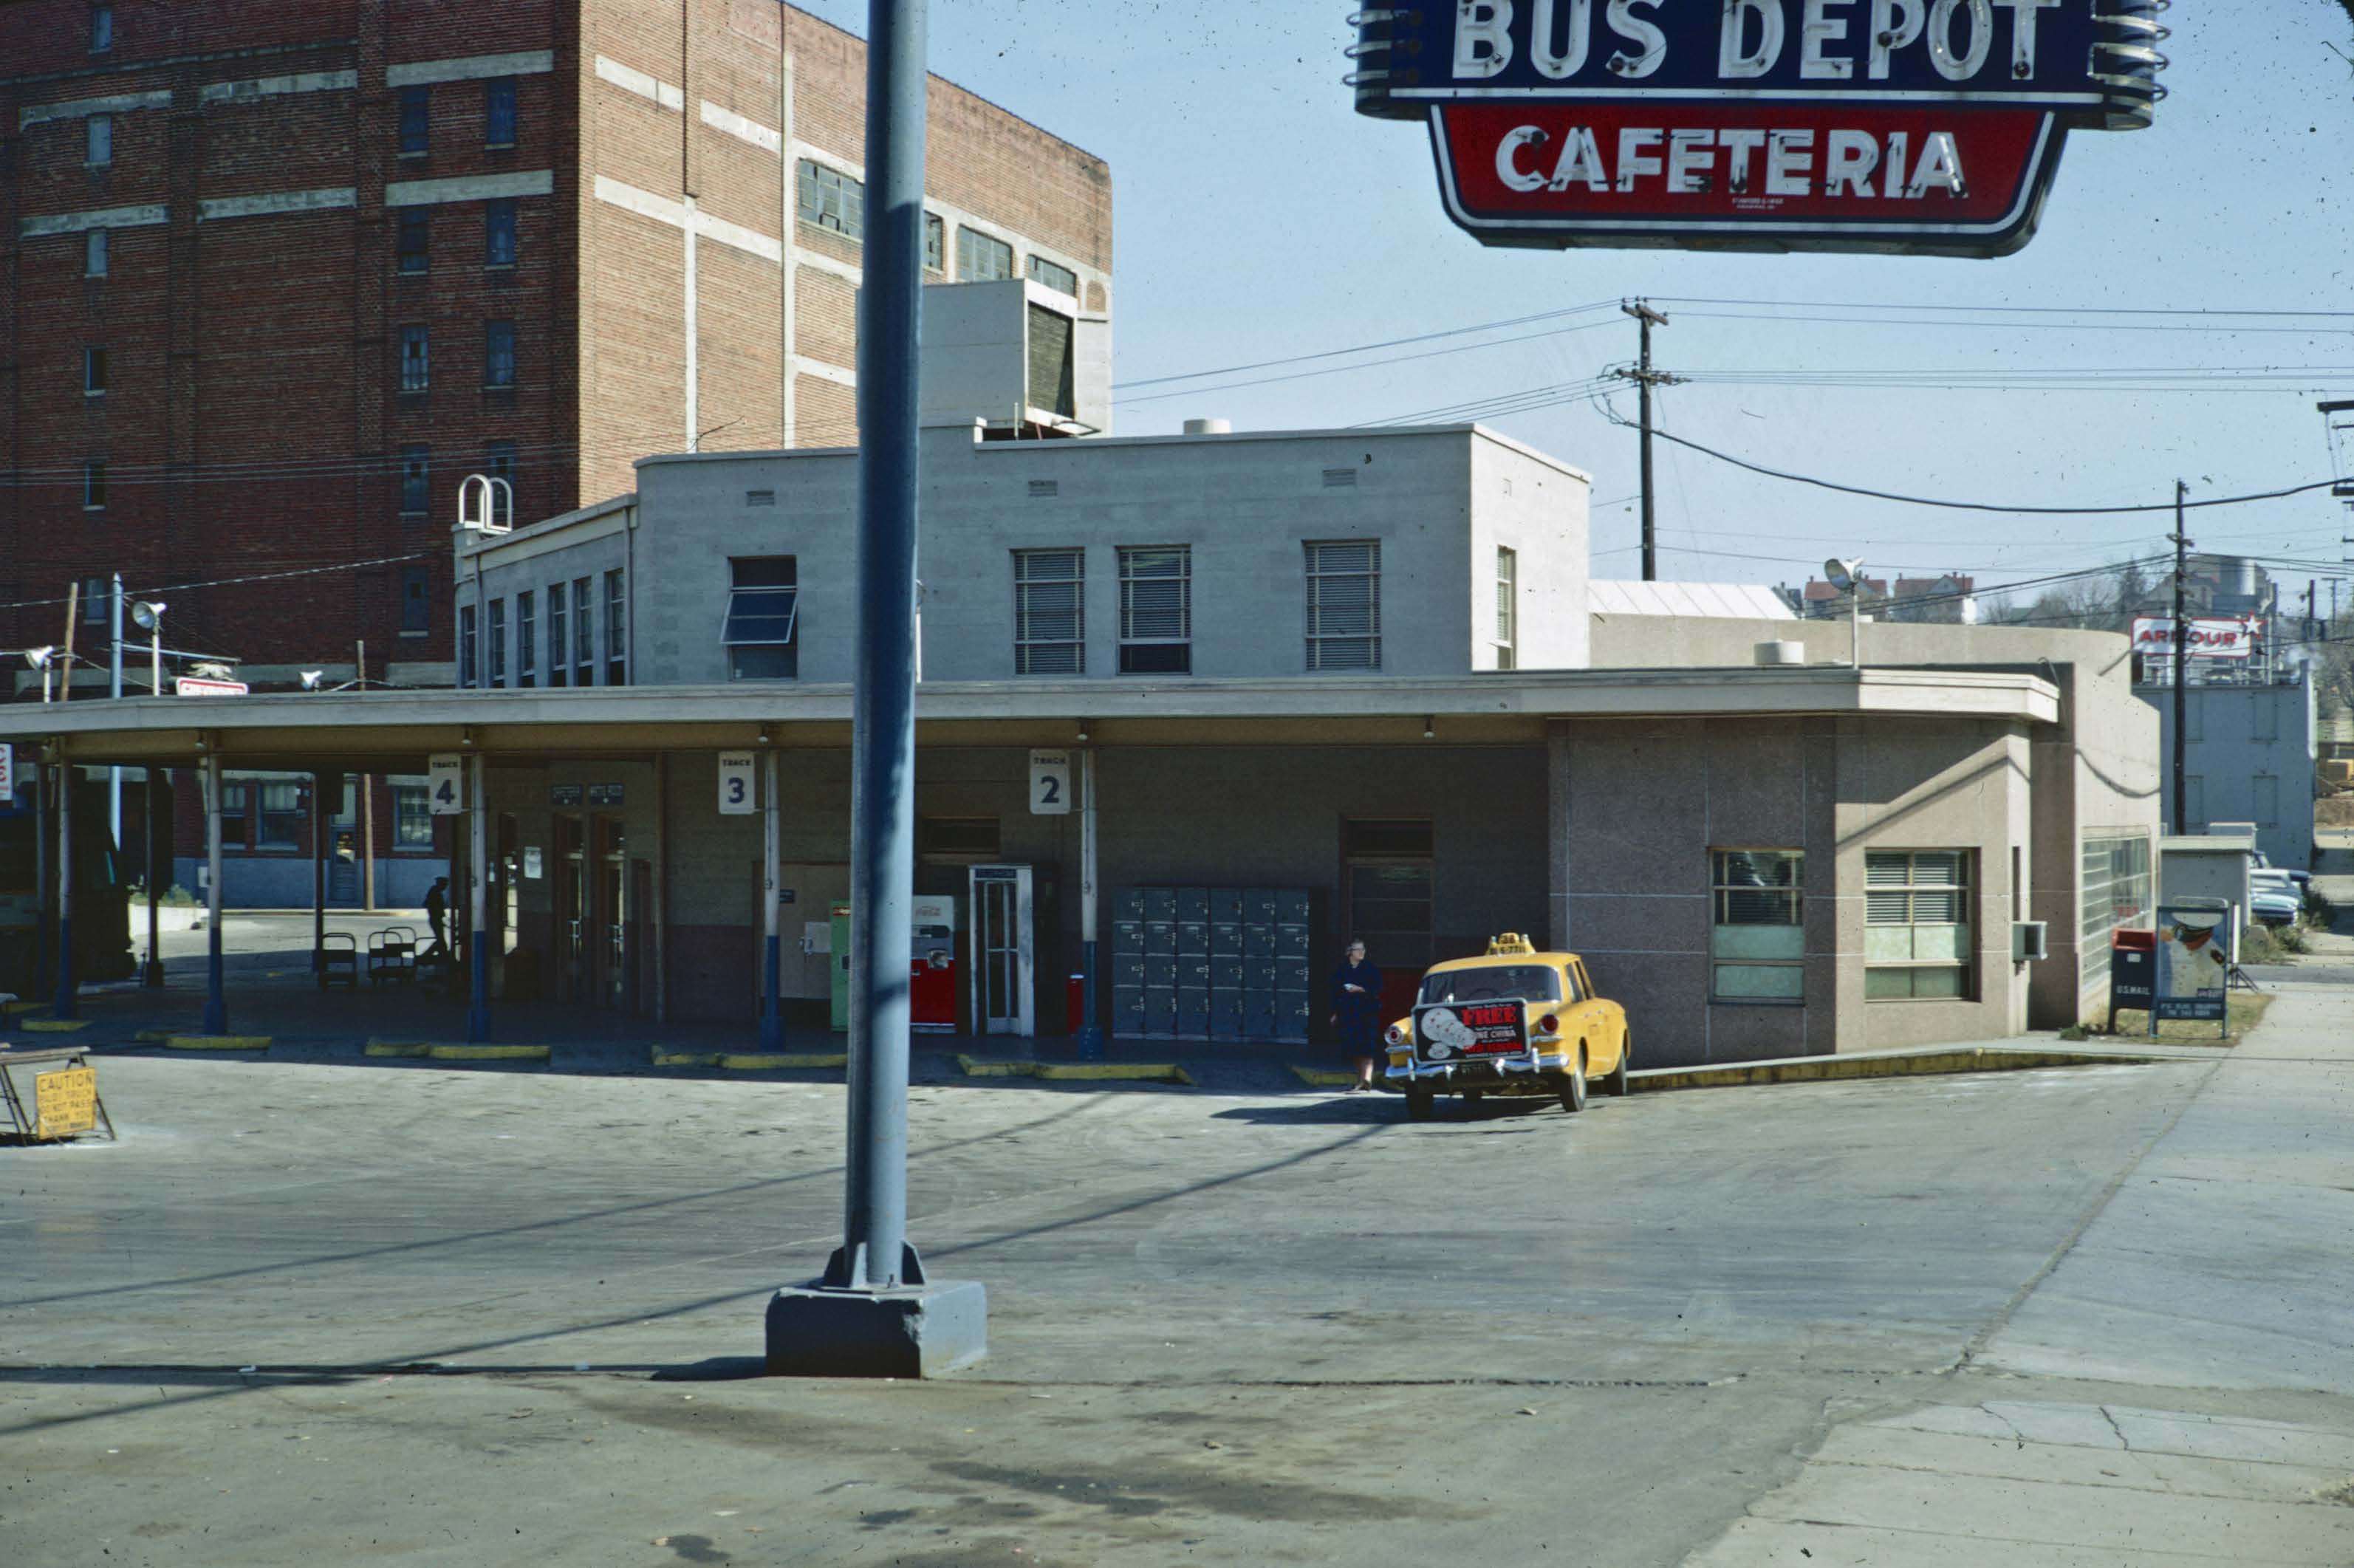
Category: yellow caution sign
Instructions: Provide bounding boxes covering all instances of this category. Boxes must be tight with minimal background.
[35,1066,98,1140]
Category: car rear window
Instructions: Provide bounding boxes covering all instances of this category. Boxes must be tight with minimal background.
[1419,965,1561,1004]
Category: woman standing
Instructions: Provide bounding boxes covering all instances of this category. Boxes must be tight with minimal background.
[1328,937,1386,1092]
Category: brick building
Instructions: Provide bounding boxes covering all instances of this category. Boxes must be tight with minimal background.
[1,0,1113,698]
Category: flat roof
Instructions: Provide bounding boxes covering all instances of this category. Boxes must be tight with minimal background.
[7,666,2060,770]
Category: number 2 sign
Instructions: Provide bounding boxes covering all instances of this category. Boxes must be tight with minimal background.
[1029,749,1072,816]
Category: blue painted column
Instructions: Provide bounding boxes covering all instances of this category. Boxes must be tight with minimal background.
[465,751,491,1041]
[52,753,76,1018]
[201,750,227,1035]
[759,747,784,1051]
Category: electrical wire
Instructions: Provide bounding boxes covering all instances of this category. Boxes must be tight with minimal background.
[1112,299,1621,391]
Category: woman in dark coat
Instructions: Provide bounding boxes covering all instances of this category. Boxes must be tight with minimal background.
[1328,938,1386,1091]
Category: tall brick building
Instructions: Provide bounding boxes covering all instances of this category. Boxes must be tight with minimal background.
[1,0,1112,694]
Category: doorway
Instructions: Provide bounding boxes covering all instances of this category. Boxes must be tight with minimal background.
[555,815,586,1000]
[1344,818,1434,1022]
[968,863,1035,1036]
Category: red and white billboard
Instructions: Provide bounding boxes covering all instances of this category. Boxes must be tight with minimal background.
[2130,617,2259,661]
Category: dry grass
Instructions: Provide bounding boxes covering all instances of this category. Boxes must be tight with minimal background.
[2103,990,2274,1044]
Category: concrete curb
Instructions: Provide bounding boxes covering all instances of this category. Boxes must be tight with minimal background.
[956,1055,1194,1085]
[20,1018,92,1033]
[165,1035,272,1051]
[365,1041,550,1062]
[650,1050,849,1071]
[1290,1065,1357,1086]
[1627,1044,2177,1094]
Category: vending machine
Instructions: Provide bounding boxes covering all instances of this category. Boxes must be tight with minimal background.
[909,894,959,1033]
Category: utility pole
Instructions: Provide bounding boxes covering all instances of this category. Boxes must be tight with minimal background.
[2170,482,2190,835]
[59,582,78,705]
[355,640,374,912]
[109,572,123,853]
[1615,301,1680,582]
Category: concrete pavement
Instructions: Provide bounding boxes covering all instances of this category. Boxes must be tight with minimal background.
[2,934,2350,1564]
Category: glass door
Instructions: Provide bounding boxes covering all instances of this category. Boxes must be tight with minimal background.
[968,864,1035,1036]
[555,815,586,1000]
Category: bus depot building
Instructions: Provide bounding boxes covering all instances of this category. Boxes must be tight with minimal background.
[7,421,2161,1067]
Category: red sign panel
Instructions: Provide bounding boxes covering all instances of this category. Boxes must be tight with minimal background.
[1434,103,2056,254]
[1413,999,1527,1062]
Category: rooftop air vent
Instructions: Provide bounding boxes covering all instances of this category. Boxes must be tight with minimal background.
[1027,479,1058,498]
[1321,467,1357,489]
[1183,417,1231,435]
[745,488,776,507]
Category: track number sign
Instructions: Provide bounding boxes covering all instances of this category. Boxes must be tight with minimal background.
[718,752,756,815]
[428,754,464,815]
[1030,750,1072,816]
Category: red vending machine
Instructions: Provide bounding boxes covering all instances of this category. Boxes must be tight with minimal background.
[909,894,959,1033]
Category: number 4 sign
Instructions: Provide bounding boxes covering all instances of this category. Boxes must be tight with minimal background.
[427,753,465,815]
[717,751,756,815]
[1029,749,1071,816]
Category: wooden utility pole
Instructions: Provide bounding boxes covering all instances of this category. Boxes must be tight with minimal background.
[59,582,79,703]
[1614,301,1680,582]
[356,640,375,911]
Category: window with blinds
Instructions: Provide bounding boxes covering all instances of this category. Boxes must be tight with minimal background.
[1865,850,1973,999]
[2078,834,2152,995]
[1495,545,1518,669]
[1118,546,1191,674]
[1305,540,1380,671]
[1013,549,1084,674]
[1711,849,1804,1002]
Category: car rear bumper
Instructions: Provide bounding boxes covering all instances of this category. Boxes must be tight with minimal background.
[1384,1048,1570,1089]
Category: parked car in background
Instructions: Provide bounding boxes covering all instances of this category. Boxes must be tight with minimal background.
[2248,869,2302,925]
[1382,934,1631,1120]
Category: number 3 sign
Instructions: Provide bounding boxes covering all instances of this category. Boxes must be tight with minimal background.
[717,751,756,815]
[1028,749,1071,816]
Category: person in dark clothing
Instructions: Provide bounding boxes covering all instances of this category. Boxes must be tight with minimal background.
[422,877,451,962]
[1328,938,1386,1092]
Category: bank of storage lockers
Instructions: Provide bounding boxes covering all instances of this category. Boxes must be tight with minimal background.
[1115,886,1314,1042]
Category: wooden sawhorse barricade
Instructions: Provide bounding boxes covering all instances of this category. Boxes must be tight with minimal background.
[0,1046,117,1143]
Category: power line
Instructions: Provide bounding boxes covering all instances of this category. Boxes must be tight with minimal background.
[0,550,440,613]
[1112,299,1620,391]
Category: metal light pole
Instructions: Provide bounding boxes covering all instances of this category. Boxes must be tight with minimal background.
[759,747,784,1052]
[52,747,75,1018]
[767,0,985,1379]
[202,749,227,1035]
[109,573,123,852]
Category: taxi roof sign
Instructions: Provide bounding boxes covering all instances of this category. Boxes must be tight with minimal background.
[1485,933,1537,955]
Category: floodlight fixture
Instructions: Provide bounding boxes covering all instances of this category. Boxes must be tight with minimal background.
[129,599,165,631]
[130,600,166,692]
[1823,558,1867,669]
[300,670,326,691]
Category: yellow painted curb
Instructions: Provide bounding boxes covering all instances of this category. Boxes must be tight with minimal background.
[364,1041,433,1058]
[3,999,49,1017]
[132,1028,178,1044]
[718,1052,847,1071]
[1290,1065,1357,1087]
[165,1035,271,1051]
[428,1044,549,1061]
[954,1055,1191,1085]
[651,1050,720,1067]
[21,1018,92,1033]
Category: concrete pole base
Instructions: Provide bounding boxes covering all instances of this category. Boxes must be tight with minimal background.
[764,1279,987,1379]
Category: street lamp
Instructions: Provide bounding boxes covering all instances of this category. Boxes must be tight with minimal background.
[1823,558,1867,668]
[129,600,166,693]
[24,646,58,703]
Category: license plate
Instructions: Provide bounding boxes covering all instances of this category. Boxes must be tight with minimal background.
[1412,1001,1526,1062]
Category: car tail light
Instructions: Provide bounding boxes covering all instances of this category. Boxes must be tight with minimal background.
[1537,1013,1559,1035]
[1383,1025,1405,1046]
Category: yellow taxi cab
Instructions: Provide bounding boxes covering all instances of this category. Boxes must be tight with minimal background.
[1381,934,1632,1120]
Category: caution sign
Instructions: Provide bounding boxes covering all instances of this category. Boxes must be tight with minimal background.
[35,1066,98,1140]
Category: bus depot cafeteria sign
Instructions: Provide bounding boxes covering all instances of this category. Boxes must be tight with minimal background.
[1349,0,2166,256]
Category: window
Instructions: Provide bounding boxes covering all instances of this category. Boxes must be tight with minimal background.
[485,442,516,525]
[1495,546,1518,670]
[398,86,430,156]
[393,206,429,274]
[572,576,594,685]
[604,569,626,686]
[723,557,798,679]
[2253,773,2279,829]
[924,212,944,273]
[485,76,517,147]
[1013,549,1084,674]
[1865,850,1974,1000]
[391,783,434,847]
[958,226,1013,281]
[82,578,108,624]
[487,598,507,688]
[516,590,536,687]
[257,781,304,851]
[1027,304,1076,418]
[459,604,478,688]
[483,320,516,388]
[547,582,568,687]
[2078,834,2151,996]
[1118,546,1190,674]
[399,445,430,515]
[399,324,429,392]
[1027,253,1078,297]
[83,459,107,510]
[796,160,863,239]
[90,5,113,52]
[86,114,112,167]
[1345,818,1434,980]
[86,228,108,276]
[1712,850,1804,1002]
[1420,966,1561,1005]
[485,199,516,267]
[84,346,106,396]
[917,818,1002,862]
[1305,540,1380,670]
[400,565,430,634]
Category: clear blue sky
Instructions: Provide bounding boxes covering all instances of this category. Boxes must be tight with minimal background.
[797,1,2354,598]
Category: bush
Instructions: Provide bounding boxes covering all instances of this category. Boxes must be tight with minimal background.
[2240,923,2283,963]
[2276,925,2312,955]
[2058,1024,2090,1041]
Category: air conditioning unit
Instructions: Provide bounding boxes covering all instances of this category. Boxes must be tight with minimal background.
[2013,920,2049,962]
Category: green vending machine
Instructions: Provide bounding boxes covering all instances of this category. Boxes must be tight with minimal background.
[828,902,852,1031]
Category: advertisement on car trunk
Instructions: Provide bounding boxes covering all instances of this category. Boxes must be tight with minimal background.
[1413,999,1528,1061]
